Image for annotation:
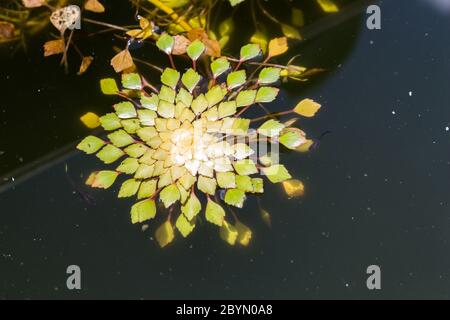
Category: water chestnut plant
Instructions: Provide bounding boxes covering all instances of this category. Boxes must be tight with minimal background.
[77,34,321,247]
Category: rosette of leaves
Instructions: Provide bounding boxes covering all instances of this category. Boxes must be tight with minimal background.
[77,35,321,248]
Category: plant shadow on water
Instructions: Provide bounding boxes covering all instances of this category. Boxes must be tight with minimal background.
[2,0,450,299]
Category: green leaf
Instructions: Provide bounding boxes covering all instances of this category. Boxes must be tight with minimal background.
[218,101,237,119]
[124,143,147,158]
[117,157,140,174]
[159,85,176,103]
[175,214,195,238]
[176,88,193,107]
[236,175,253,192]
[211,57,230,78]
[121,119,141,134]
[108,129,134,148]
[137,109,157,126]
[232,143,254,160]
[157,101,175,119]
[224,189,246,208]
[191,94,208,115]
[131,199,156,224]
[197,175,217,196]
[205,85,224,107]
[161,68,180,89]
[227,70,246,89]
[160,184,180,208]
[155,221,174,248]
[251,178,264,193]
[233,159,258,175]
[236,90,256,107]
[205,199,225,226]
[216,172,236,189]
[138,179,157,199]
[121,73,142,90]
[220,221,238,245]
[135,164,155,180]
[258,119,285,137]
[240,43,261,61]
[100,78,119,95]
[231,118,250,135]
[77,136,105,154]
[181,68,202,93]
[140,94,159,111]
[279,130,305,149]
[179,173,197,190]
[118,179,141,198]
[186,40,206,61]
[137,127,158,142]
[181,193,202,221]
[96,144,124,164]
[262,164,292,183]
[87,170,119,189]
[99,113,122,131]
[156,33,174,54]
[255,87,279,103]
[114,101,137,119]
[258,67,281,84]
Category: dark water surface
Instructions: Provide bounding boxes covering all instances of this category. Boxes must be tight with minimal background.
[1,0,450,299]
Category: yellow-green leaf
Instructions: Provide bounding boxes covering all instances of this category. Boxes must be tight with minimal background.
[211,57,230,78]
[122,73,142,90]
[233,159,258,176]
[197,175,217,196]
[262,164,292,183]
[294,98,321,117]
[175,214,195,238]
[116,157,140,174]
[137,180,157,199]
[77,136,105,154]
[255,87,279,103]
[114,101,137,119]
[160,184,180,208]
[118,179,141,198]
[236,90,256,107]
[186,39,206,61]
[99,113,122,131]
[87,170,119,189]
[100,78,119,95]
[131,199,156,224]
[156,33,174,54]
[155,221,175,248]
[227,70,246,89]
[161,68,180,89]
[96,144,125,164]
[224,188,246,208]
[205,199,225,226]
[240,43,261,61]
[181,193,202,221]
[258,119,284,137]
[258,67,281,84]
[108,129,134,148]
[181,68,201,93]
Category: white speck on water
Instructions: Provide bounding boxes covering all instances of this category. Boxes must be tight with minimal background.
[409,91,413,96]
[446,127,449,132]
[392,110,396,115]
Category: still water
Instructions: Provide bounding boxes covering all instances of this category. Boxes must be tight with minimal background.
[1,0,450,299]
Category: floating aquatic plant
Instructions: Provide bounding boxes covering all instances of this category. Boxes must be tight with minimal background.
[77,35,321,247]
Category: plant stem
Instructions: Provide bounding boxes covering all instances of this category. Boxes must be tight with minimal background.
[83,18,129,32]
[251,110,295,122]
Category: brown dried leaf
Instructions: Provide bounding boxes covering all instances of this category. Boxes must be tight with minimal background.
[50,5,81,33]
[0,22,15,40]
[78,56,94,75]
[172,35,191,55]
[111,49,133,73]
[43,39,65,57]
[84,0,105,13]
[22,0,45,8]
